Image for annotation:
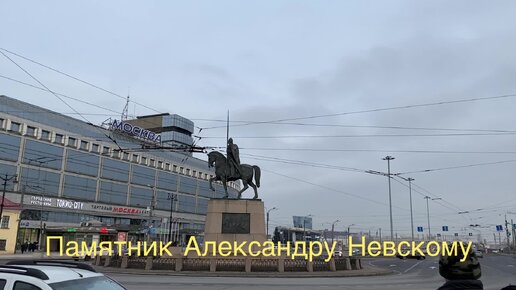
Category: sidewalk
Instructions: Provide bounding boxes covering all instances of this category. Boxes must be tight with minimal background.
[94,264,394,278]
[0,252,73,260]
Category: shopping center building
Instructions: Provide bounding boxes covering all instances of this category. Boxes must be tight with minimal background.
[0,95,238,253]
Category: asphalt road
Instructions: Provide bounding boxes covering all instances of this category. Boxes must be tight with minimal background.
[104,254,516,290]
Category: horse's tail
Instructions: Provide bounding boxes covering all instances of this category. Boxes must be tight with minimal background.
[253,165,261,188]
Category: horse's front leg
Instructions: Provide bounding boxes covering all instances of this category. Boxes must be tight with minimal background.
[223,179,229,198]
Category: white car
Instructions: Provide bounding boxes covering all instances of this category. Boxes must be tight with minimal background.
[0,260,126,290]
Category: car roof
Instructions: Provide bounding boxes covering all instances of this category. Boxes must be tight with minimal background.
[6,264,103,284]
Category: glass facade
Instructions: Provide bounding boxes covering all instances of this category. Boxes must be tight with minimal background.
[0,96,240,247]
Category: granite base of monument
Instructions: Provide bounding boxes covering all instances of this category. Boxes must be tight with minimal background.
[204,199,266,244]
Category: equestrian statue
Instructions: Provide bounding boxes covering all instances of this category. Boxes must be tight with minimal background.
[208,138,261,199]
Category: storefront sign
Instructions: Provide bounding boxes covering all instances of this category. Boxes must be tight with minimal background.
[56,198,84,210]
[29,196,52,207]
[110,119,161,143]
[25,195,149,217]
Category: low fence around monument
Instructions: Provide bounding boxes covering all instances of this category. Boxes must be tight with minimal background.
[96,255,362,272]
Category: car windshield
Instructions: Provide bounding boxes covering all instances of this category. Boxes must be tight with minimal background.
[49,276,126,290]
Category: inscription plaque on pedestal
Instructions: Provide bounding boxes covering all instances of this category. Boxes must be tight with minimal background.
[203,199,266,247]
[222,213,250,234]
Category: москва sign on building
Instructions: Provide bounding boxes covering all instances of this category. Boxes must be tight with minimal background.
[110,119,162,143]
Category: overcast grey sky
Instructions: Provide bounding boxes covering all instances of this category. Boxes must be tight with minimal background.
[2,0,516,241]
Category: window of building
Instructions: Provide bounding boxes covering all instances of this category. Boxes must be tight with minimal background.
[132,154,139,163]
[91,143,100,153]
[0,239,6,251]
[10,121,21,133]
[80,140,88,150]
[173,165,177,172]
[0,215,9,228]
[54,133,64,144]
[186,168,190,175]
[123,152,130,161]
[193,170,197,177]
[165,163,170,171]
[180,167,184,174]
[41,130,51,141]
[26,126,36,137]
[157,161,163,169]
[0,118,4,129]
[149,159,155,167]
[102,146,110,155]
[67,137,77,147]
[112,150,121,159]
[141,156,147,165]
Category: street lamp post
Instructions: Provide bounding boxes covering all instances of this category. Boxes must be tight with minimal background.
[408,178,415,242]
[266,207,277,239]
[383,156,395,241]
[167,193,177,244]
[331,219,340,244]
[347,224,355,247]
[424,196,441,240]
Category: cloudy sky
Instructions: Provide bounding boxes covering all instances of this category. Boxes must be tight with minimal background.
[2,0,516,241]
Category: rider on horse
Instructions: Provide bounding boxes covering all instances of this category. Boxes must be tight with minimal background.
[227,138,242,179]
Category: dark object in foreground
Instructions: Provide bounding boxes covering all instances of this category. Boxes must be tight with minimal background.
[396,253,426,260]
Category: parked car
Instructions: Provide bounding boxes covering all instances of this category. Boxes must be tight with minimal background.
[0,260,127,290]
[474,250,484,258]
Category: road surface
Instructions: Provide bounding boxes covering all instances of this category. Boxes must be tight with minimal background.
[104,255,516,290]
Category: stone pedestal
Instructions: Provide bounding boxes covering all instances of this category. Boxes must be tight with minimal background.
[204,199,266,245]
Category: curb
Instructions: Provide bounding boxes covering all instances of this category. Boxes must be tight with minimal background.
[95,266,394,278]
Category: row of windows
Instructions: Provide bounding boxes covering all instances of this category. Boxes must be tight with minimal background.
[0,120,239,189]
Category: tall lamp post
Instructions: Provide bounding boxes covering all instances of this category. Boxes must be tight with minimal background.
[383,156,395,241]
[0,174,18,225]
[397,176,415,242]
[331,219,340,244]
[266,207,277,239]
[424,196,441,240]
[347,224,355,246]
[167,193,177,243]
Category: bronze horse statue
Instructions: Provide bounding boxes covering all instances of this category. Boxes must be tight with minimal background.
[208,151,261,199]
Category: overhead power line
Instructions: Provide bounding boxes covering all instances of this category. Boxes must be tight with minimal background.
[0,50,123,152]
[397,159,516,175]
[0,74,121,115]
[200,93,516,130]
[194,119,516,134]
[0,47,163,115]
[199,132,516,139]
[263,168,409,211]
[239,147,516,154]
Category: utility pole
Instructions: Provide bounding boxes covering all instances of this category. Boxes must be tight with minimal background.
[382,156,395,241]
[424,196,431,240]
[505,214,511,249]
[407,178,415,242]
[331,219,340,244]
[0,174,17,225]
[424,196,441,240]
[347,224,355,247]
[379,228,382,243]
